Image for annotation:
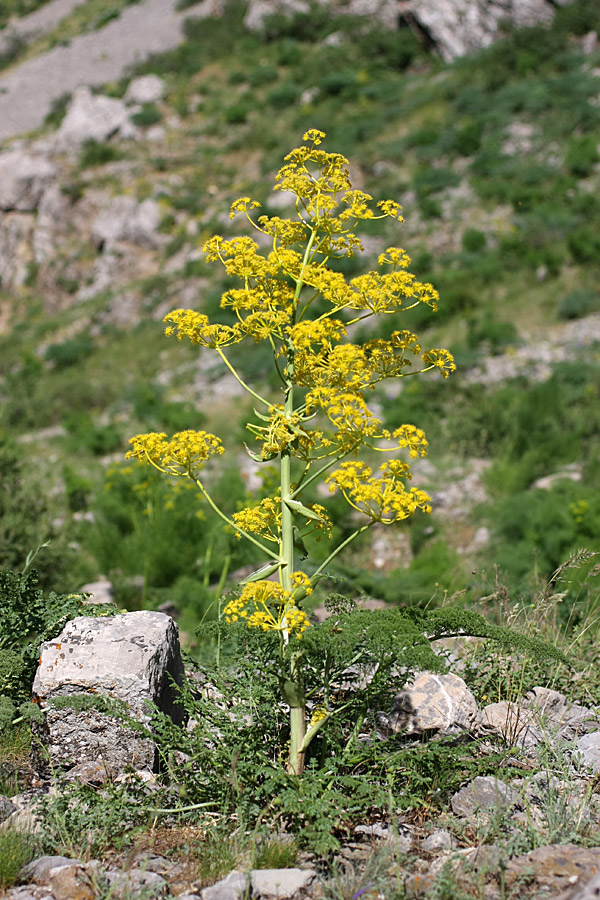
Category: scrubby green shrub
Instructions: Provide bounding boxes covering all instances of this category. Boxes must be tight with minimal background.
[462,228,487,253]
[130,103,163,127]
[45,336,93,369]
[78,139,122,168]
[557,288,600,320]
[568,226,600,263]
[566,134,599,178]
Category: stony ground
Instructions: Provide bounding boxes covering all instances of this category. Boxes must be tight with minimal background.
[0,0,210,142]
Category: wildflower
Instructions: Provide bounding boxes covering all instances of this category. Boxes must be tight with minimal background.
[224,581,310,636]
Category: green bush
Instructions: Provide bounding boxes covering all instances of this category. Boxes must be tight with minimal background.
[130,103,163,127]
[0,829,38,889]
[466,312,518,354]
[78,139,122,168]
[557,288,600,320]
[565,134,599,178]
[45,337,93,369]
[568,226,600,263]
[462,228,487,253]
[266,81,302,110]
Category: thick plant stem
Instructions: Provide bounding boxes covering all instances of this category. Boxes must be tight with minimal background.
[282,232,317,776]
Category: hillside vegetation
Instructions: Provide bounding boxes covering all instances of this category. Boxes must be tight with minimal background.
[0,0,599,640]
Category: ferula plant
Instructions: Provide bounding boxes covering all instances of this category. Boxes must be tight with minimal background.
[128,130,456,775]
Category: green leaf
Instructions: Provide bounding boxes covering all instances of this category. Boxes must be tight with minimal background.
[285,499,322,521]
[240,561,284,584]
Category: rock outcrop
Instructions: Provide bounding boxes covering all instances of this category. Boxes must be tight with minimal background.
[32,611,185,776]
[397,0,565,62]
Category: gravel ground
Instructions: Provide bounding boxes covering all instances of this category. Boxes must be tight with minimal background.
[0,0,210,144]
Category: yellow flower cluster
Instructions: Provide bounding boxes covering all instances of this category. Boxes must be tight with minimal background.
[127,430,224,477]
[326,459,432,524]
[233,495,281,542]
[247,405,308,459]
[223,578,310,636]
[421,348,457,378]
[306,388,382,452]
[233,496,331,541]
[309,706,328,726]
[164,309,241,348]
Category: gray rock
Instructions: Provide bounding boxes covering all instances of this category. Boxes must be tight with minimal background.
[200,870,249,900]
[0,211,35,289]
[526,687,600,739]
[390,672,479,736]
[22,856,83,883]
[33,611,185,776]
[450,776,521,818]
[565,870,600,899]
[79,578,115,606]
[505,844,600,893]
[91,196,162,249]
[249,868,316,898]
[421,829,455,851]
[480,688,600,749]
[398,0,558,62]
[479,700,540,748]
[105,868,168,897]
[125,75,166,105]
[0,151,56,212]
[53,87,130,150]
[577,732,600,773]
[0,794,16,822]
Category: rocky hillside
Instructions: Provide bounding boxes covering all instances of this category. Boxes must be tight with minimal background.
[0,0,598,621]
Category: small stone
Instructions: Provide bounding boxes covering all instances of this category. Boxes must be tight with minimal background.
[450,776,521,818]
[250,868,316,899]
[0,795,16,822]
[48,865,96,900]
[354,823,388,838]
[105,868,167,897]
[577,732,600,773]
[421,830,455,852]
[125,75,165,105]
[22,856,83,883]
[200,870,249,900]
[505,844,600,891]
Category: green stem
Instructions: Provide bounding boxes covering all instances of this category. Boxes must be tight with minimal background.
[311,521,375,581]
[282,227,318,777]
[192,476,281,561]
[216,348,271,406]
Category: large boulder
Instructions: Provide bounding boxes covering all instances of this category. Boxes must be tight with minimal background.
[389,672,479,736]
[53,86,132,151]
[0,151,57,212]
[91,195,162,250]
[33,611,185,776]
[398,0,560,62]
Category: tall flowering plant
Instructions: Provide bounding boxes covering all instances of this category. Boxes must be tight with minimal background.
[128,131,455,775]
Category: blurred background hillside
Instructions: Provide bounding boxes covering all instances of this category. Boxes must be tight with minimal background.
[1,0,599,646]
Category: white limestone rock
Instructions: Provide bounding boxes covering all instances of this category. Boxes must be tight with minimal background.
[125,75,166,105]
[0,151,57,212]
[33,611,185,776]
[389,672,479,736]
[53,86,131,151]
[91,195,162,250]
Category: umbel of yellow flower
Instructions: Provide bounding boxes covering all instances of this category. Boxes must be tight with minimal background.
[223,576,312,636]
